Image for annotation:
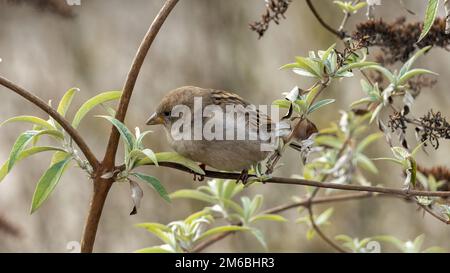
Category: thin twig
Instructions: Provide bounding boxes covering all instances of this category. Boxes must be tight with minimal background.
[305,0,345,39]
[418,203,450,225]
[191,192,378,253]
[0,76,99,169]
[306,205,347,252]
[79,0,179,253]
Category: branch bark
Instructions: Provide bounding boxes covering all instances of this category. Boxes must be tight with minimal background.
[79,0,179,253]
[103,0,179,167]
[131,162,450,198]
[0,76,99,169]
[305,0,345,39]
[191,192,385,253]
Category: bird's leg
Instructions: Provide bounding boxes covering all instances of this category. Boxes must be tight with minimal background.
[237,169,249,185]
[193,163,206,182]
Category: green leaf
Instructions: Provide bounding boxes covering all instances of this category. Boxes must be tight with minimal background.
[141,148,158,167]
[417,0,440,43]
[132,172,170,203]
[30,156,72,213]
[357,133,383,152]
[399,46,432,77]
[305,84,322,107]
[57,87,79,117]
[136,152,206,175]
[134,245,175,253]
[280,63,301,70]
[315,135,342,149]
[364,65,395,83]
[1,116,55,130]
[398,69,438,85]
[307,99,335,115]
[7,130,40,172]
[356,153,378,174]
[50,151,70,165]
[135,223,172,244]
[315,208,334,226]
[336,62,378,75]
[0,146,65,182]
[72,91,122,128]
[391,146,410,160]
[195,225,250,242]
[97,115,135,151]
[369,104,383,124]
[169,189,216,204]
[250,214,288,223]
[35,129,65,141]
[295,56,321,78]
[320,43,336,62]
[250,228,268,250]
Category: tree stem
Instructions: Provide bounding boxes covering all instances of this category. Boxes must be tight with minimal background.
[80,176,113,253]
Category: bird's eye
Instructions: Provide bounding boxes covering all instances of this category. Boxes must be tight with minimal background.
[163,111,171,117]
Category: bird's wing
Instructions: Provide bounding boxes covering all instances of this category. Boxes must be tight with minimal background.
[210,89,275,134]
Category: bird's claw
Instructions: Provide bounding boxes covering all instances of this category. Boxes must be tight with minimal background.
[193,163,206,182]
[237,169,249,185]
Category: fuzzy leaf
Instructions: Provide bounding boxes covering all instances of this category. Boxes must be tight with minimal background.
[418,0,440,42]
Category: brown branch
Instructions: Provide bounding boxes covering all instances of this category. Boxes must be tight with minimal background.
[418,203,450,225]
[0,76,99,169]
[306,205,346,253]
[103,0,179,167]
[305,0,345,39]
[129,162,450,198]
[191,192,376,253]
[79,0,179,253]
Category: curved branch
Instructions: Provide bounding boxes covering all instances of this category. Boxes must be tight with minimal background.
[305,0,345,39]
[0,76,99,169]
[306,205,346,253]
[103,0,179,167]
[80,0,180,253]
[191,192,375,253]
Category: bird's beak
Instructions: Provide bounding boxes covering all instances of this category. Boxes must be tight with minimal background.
[146,112,165,125]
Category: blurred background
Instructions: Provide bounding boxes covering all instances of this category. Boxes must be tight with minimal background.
[0,0,449,252]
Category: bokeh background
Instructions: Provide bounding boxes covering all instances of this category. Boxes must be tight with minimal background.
[0,0,449,252]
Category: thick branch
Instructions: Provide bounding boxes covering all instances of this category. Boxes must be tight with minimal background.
[103,0,179,167]
[0,76,99,169]
[80,0,179,253]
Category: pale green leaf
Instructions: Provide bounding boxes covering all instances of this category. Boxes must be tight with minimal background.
[398,69,438,85]
[169,189,216,203]
[307,99,335,115]
[250,214,288,223]
[0,146,65,182]
[7,130,40,171]
[57,87,79,117]
[1,116,54,130]
[417,0,440,42]
[97,115,135,151]
[30,156,72,213]
[357,133,383,152]
[195,225,250,242]
[72,91,122,128]
[136,152,205,175]
[132,173,170,203]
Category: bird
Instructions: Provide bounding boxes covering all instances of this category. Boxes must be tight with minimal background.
[146,86,317,180]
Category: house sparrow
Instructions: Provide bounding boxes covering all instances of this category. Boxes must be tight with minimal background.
[146,86,317,175]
